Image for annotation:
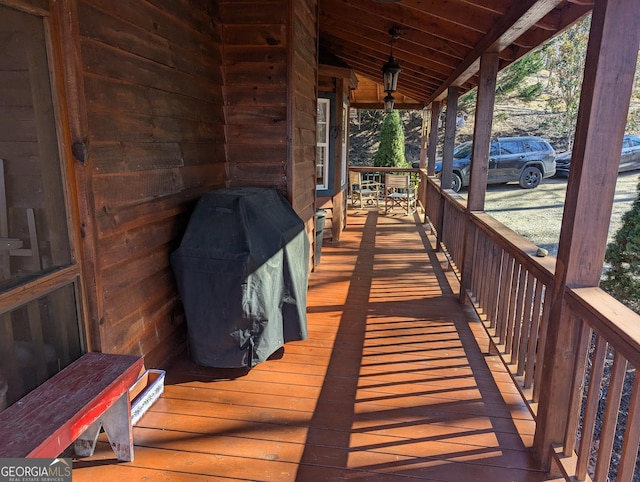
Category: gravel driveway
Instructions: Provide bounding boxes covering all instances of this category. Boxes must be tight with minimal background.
[468,172,640,258]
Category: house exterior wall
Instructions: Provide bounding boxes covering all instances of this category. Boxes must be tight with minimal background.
[54,0,317,366]
[220,0,317,260]
[66,0,227,366]
[1,0,318,370]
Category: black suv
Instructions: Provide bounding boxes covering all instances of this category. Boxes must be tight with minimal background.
[434,136,557,192]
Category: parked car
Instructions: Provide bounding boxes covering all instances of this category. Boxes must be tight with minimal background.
[433,136,557,192]
[555,134,640,178]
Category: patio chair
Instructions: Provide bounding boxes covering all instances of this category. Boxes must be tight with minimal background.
[349,170,379,207]
[384,174,417,215]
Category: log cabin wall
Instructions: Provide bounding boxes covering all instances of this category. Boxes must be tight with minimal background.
[289,0,318,247]
[219,0,318,257]
[0,0,320,371]
[59,0,318,366]
[63,0,227,367]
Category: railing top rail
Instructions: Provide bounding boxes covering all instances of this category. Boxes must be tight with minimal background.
[349,167,419,173]
[568,286,640,368]
[470,212,556,285]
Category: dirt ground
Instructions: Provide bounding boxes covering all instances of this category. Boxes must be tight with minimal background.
[462,171,640,258]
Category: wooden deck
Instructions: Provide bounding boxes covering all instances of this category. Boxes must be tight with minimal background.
[72,208,561,481]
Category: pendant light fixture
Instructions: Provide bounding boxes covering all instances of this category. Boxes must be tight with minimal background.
[384,93,395,113]
[381,27,402,95]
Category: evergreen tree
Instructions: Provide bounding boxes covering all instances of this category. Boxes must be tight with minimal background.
[373,110,407,168]
[496,49,545,100]
[546,15,590,149]
[601,180,640,314]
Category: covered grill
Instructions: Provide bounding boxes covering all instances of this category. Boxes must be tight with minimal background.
[171,187,309,368]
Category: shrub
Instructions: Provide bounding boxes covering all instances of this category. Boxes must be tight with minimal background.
[373,110,408,168]
[601,180,640,314]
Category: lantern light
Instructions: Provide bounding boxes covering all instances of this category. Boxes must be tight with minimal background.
[382,27,402,94]
[384,93,395,113]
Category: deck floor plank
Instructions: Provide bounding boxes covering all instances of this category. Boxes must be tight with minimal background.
[71,208,557,481]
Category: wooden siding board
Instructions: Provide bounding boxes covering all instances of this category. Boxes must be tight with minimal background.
[84,77,224,125]
[78,2,172,66]
[226,143,287,164]
[97,218,184,270]
[89,141,125,173]
[82,0,218,46]
[228,162,286,184]
[0,0,49,16]
[121,142,184,171]
[224,85,287,106]
[221,2,288,24]
[223,45,287,64]
[224,105,287,125]
[223,24,286,47]
[92,169,185,208]
[105,295,184,356]
[226,124,286,144]
[180,142,226,167]
[180,163,227,190]
[100,244,179,300]
[103,267,176,325]
[87,110,224,143]
[224,61,288,86]
[80,40,222,103]
[93,189,201,238]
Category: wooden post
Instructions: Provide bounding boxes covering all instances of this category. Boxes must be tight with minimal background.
[533,0,640,469]
[440,87,459,191]
[427,101,440,178]
[419,107,429,169]
[436,91,458,250]
[459,52,499,302]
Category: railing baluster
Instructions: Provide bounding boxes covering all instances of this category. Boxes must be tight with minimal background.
[517,272,535,377]
[532,285,550,404]
[505,262,520,355]
[497,253,514,346]
[618,371,640,481]
[524,280,543,388]
[564,319,592,457]
[577,335,607,481]
[487,244,502,328]
[594,351,625,481]
[511,266,528,363]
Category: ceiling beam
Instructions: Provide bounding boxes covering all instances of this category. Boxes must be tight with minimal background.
[429,0,566,103]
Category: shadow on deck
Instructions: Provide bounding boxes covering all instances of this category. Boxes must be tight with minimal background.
[72,207,562,481]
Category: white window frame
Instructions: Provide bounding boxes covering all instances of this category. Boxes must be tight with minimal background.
[316,98,330,190]
[341,104,348,188]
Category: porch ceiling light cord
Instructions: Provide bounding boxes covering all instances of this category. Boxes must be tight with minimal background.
[382,26,401,112]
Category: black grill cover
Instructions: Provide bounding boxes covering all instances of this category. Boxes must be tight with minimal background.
[171,187,309,368]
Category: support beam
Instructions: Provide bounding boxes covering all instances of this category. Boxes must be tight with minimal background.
[533,0,640,469]
[437,89,459,251]
[419,108,430,169]
[427,101,441,177]
[440,87,459,191]
[430,0,565,102]
[459,52,499,302]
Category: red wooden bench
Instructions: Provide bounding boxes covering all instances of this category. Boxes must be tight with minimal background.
[0,352,144,461]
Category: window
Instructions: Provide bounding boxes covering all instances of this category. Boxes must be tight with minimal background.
[0,5,83,410]
[500,141,524,154]
[341,104,348,188]
[316,98,330,190]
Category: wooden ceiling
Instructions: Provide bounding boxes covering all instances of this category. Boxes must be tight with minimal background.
[319,0,593,108]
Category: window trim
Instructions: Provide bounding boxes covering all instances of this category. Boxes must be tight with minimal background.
[316,98,331,191]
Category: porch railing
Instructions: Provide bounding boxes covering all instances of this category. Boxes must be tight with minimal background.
[420,173,640,482]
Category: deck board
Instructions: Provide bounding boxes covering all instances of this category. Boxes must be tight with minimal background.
[71,208,560,481]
